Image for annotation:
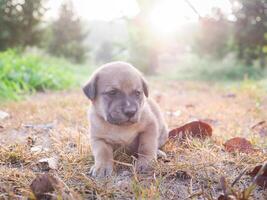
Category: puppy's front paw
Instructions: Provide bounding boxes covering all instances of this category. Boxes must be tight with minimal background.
[89,164,113,179]
[135,159,151,173]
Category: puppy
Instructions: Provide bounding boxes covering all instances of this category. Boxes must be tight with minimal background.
[83,61,168,178]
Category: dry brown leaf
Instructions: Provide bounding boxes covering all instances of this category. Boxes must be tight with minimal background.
[255,175,267,189]
[217,195,235,200]
[30,173,81,200]
[224,137,254,153]
[247,165,267,189]
[247,165,264,177]
[169,120,212,139]
[30,173,58,199]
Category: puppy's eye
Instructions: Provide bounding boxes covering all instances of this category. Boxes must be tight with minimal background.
[134,90,141,97]
[106,89,118,96]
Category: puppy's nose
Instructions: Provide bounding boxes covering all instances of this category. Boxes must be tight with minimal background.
[123,107,137,118]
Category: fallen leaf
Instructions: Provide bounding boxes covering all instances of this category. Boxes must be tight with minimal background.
[169,120,212,139]
[30,173,81,200]
[247,164,267,189]
[30,173,58,200]
[255,175,267,189]
[247,165,264,177]
[224,137,254,153]
[217,195,235,200]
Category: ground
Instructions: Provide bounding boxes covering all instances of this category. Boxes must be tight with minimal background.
[0,80,267,199]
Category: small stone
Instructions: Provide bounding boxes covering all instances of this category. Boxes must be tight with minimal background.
[0,111,9,120]
[23,122,55,130]
[157,149,167,159]
[38,157,58,171]
[30,145,49,153]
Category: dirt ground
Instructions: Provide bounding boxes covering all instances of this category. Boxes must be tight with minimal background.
[0,80,267,199]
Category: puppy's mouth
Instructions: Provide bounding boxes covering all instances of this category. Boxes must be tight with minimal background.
[107,114,138,126]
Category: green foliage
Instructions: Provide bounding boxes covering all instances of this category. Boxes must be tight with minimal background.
[0,0,46,50]
[189,0,267,68]
[159,54,267,83]
[233,0,267,67]
[0,50,76,100]
[48,1,87,63]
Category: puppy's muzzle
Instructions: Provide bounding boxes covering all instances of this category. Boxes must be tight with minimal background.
[107,105,138,125]
[123,106,137,118]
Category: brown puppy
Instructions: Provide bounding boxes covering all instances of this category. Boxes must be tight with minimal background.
[83,61,168,178]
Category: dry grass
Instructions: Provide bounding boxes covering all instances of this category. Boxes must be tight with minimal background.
[0,80,267,199]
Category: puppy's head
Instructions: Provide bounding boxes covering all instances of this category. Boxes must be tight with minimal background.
[83,62,148,126]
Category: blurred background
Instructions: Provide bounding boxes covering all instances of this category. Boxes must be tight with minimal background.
[1,0,267,100]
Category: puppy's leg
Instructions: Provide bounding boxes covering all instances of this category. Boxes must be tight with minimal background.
[158,123,169,147]
[136,124,158,172]
[157,124,168,159]
[127,135,140,156]
[90,139,113,178]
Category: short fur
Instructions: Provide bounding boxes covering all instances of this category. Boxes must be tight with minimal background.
[83,61,168,178]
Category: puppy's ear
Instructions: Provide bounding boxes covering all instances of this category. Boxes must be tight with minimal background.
[83,75,98,100]
[141,77,149,97]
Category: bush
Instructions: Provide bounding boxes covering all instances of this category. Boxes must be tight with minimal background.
[158,53,267,83]
[0,50,76,100]
[48,2,87,63]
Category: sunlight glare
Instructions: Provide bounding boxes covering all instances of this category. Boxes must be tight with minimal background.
[148,0,232,36]
[46,0,139,21]
[47,0,232,25]
[148,0,195,35]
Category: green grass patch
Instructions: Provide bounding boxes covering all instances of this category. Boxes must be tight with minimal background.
[0,49,90,100]
[158,54,267,84]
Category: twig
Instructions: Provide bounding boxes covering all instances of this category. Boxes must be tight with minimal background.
[231,167,247,187]
[184,0,202,19]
